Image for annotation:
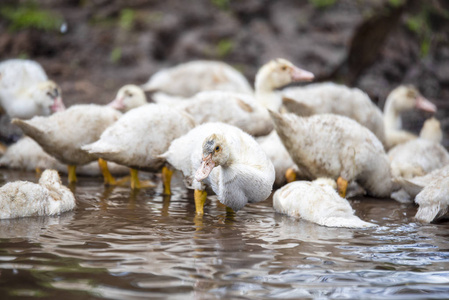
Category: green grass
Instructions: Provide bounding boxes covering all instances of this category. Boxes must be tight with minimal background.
[405,13,431,57]
[216,39,234,57]
[211,0,229,10]
[308,0,336,9]
[110,47,122,64]
[0,2,64,32]
[119,8,135,30]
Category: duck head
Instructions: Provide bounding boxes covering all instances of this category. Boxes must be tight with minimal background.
[195,134,231,181]
[255,58,314,92]
[108,84,147,112]
[32,81,65,115]
[387,85,436,114]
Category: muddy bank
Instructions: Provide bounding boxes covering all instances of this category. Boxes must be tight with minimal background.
[0,0,448,146]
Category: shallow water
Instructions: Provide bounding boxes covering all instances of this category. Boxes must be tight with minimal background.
[0,170,449,300]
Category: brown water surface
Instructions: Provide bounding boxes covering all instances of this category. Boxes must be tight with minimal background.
[0,170,448,299]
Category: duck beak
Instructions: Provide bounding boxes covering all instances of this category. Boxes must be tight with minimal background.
[51,97,65,113]
[415,95,437,113]
[195,153,215,182]
[291,66,314,82]
[108,97,125,110]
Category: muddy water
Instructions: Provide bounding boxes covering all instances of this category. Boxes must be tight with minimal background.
[0,170,449,299]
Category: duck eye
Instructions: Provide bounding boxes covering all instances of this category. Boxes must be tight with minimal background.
[281,66,287,71]
[215,146,220,151]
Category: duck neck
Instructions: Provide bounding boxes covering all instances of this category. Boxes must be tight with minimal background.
[255,74,281,112]
[383,94,402,131]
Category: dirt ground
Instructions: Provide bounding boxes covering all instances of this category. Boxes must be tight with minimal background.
[0,0,448,147]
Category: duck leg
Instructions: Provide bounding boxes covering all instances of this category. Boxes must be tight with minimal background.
[130,168,156,189]
[98,158,122,185]
[337,176,348,198]
[67,165,77,183]
[194,189,207,215]
[285,167,297,183]
[98,158,117,186]
[162,166,174,195]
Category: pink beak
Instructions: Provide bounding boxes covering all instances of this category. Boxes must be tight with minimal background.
[195,154,215,182]
[415,95,437,113]
[108,97,125,111]
[51,97,65,113]
[291,66,315,82]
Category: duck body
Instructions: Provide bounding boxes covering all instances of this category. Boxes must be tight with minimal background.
[170,91,273,137]
[163,122,275,211]
[395,165,449,200]
[0,136,128,176]
[257,131,298,187]
[415,176,449,223]
[152,58,314,137]
[83,104,196,172]
[271,112,392,197]
[12,104,122,166]
[0,169,76,219]
[0,59,65,119]
[388,139,449,179]
[282,82,386,146]
[273,181,375,228]
[141,60,253,97]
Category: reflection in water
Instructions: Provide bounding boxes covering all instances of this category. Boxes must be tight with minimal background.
[0,170,448,299]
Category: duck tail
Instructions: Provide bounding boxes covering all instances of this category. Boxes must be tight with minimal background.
[268,110,291,136]
[415,203,446,223]
[11,118,45,140]
[394,177,424,198]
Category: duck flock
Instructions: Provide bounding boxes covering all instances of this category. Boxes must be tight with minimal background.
[0,58,447,227]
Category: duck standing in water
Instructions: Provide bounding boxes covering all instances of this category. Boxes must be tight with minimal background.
[162,122,275,214]
[12,104,122,183]
[270,111,392,198]
[83,104,196,191]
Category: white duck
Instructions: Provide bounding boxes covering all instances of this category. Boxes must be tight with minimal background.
[0,136,128,176]
[0,169,76,219]
[107,84,148,112]
[383,85,437,149]
[273,180,376,228]
[0,59,65,119]
[12,104,122,183]
[141,60,253,97]
[82,104,196,191]
[282,82,387,146]
[388,118,449,179]
[152,59,314,137]
[394,165,449,203]
[256,131,298,186]
[270,111,392,198]
[414,176,449,223]
[162,122,275,214]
